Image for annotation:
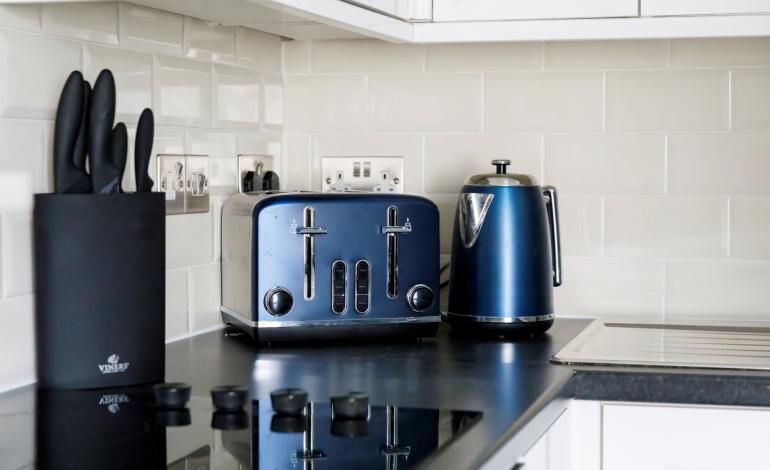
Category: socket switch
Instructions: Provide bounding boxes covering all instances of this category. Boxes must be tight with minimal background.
[157,154,210,215]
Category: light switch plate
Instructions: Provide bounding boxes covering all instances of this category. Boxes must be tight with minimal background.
[184,155,209,214]
[238,154,274,193]
[157,154,185,215]
[321,156,404,193]
[157,154,210,215]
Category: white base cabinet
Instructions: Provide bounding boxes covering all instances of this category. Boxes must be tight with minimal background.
[517,401,770,470]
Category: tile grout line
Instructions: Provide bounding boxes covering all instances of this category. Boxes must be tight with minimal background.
[726,197,732,258]
[601,72,607,131]
[663,134,669,194]
[728,69,734,130]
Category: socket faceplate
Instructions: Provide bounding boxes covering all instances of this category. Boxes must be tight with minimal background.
[321,156,404,193]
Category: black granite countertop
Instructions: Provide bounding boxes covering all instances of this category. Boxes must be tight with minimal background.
[4,317,770,469]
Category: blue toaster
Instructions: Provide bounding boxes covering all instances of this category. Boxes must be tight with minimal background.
[220,191,441,342]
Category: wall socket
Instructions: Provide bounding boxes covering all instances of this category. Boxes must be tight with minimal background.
[238,154,275,193]
[321,156,404,193]
[157,154,210,215]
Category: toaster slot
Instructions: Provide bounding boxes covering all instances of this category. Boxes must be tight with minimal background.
[332,260,347,314]
[381,206,411,299]
[386,207,398,298]
[355,260,370,313]
[294,206,327,301]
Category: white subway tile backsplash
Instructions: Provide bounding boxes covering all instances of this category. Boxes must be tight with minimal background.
[1,212,32,298]
[427,193,459,253]
[118,3,183,56]
[426,42,542,72]
[0,30,82,119]
[545,40,668,70]
[186,130,238,158]
[554,257,664,319]
[165,269,189,340]
[424,133,541,193]
[213,65,260,128]
[282,40,310,73]
[558,195,603,256]
[237,130,282,157]
[311,133,424,193]
[312,39,424,73]
[670,38,770,68]
[189,263,222,332]
[166,212,214,269]
[153,56,212,127]
[543,134,666,194]
[42,2,117,45]
[84,45,153,124]
[606,70,730,131]
[184,17,236,63]
[0,296,35,390]
[731,197,770,259]
[237,27,282,73]
[368,73,483,132]
[732,68,770,131]
[0,120,44,212]
[668,133,770,195]
[667,259,770,321]
[262,72,284,130]
[605,196,728,258]
[284,134,312,190]
[285,75,367,132]
[485,72,603,131]
[0,4,41,32]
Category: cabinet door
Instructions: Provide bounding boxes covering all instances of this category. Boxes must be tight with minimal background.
[603,403,770,470]
[643,0,770,15]
[433,0,638,22]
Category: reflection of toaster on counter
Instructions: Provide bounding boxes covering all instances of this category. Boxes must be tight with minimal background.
[220,191,441,343]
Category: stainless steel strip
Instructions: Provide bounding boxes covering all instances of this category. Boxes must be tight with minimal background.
[220,306,440,328]
[446,313,555,323]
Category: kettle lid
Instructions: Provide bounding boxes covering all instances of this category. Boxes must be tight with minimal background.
[465,159,535,187]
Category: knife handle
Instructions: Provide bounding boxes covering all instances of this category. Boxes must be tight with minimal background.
[134,108,155,193]
[89,69,117,193]
[73,80,91,172]
[111,123,127,193]
[53,71,84,194]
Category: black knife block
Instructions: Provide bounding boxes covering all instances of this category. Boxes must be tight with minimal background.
[33,193,165,389]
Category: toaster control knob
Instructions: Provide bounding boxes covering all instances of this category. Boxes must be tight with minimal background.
[406,284,434,312]
[264,287,293,316]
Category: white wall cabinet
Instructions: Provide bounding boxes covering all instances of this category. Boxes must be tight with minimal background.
[433,0,638,22]
[642,0,770,16]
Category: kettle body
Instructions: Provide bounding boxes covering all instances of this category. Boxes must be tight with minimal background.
[447,161,561,336]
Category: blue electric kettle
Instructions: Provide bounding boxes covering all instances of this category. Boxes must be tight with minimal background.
[446,160,561,336]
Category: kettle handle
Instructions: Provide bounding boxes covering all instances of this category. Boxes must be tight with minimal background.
[543,186,562,287]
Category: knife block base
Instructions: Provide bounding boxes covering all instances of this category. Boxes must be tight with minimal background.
[33,193,165,389]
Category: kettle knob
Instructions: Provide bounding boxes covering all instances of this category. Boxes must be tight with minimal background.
[491,159,510,174]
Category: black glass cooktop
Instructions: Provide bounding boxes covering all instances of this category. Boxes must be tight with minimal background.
[26,385,482,469]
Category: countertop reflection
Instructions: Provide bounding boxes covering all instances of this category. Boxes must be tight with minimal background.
[0,319,590,469]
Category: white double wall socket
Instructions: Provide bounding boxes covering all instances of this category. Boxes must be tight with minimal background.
[157,154,210,215]
[320,156,404,193]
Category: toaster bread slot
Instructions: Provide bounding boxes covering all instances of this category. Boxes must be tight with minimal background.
[293,206,327,301]
[381,206,412,299]
[332,260,347,314]
[355,260,370,313]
